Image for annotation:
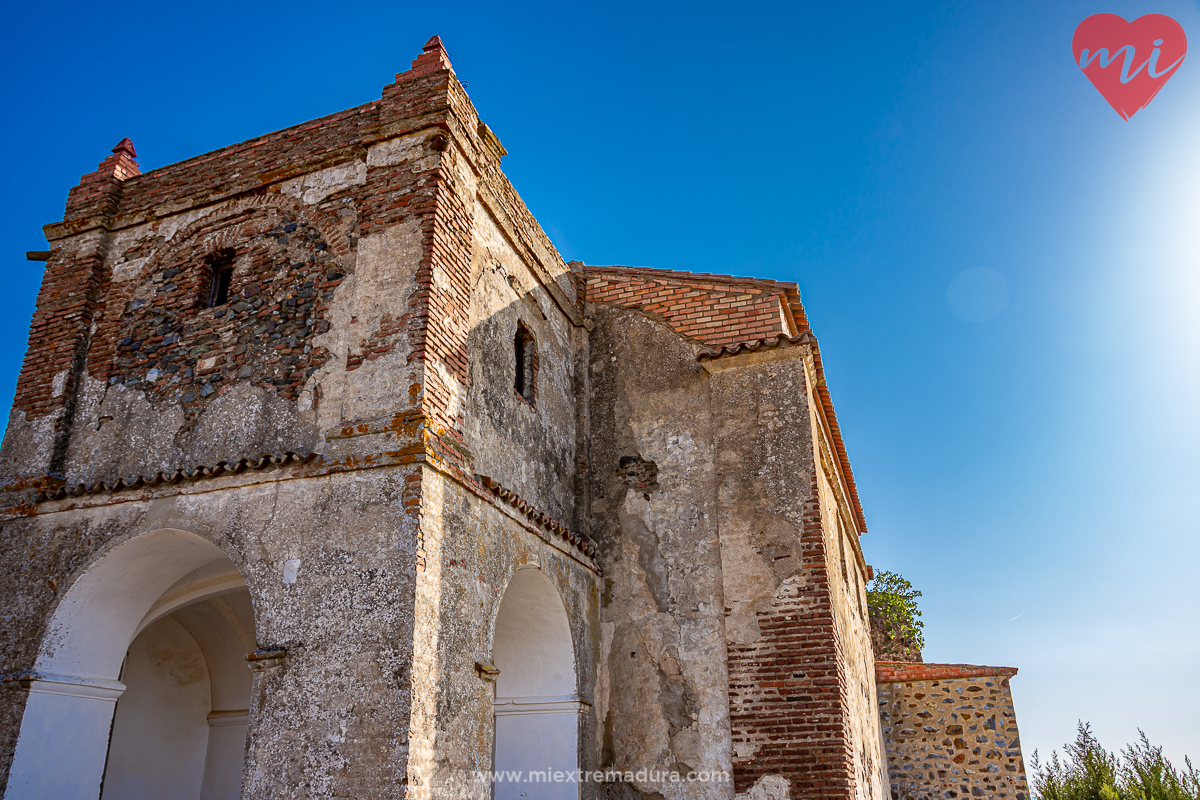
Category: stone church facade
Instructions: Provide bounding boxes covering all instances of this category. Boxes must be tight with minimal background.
[0,37,1027,800]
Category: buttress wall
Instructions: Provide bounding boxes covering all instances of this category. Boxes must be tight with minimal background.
[875,663,1029,800]
[586,303,732,800]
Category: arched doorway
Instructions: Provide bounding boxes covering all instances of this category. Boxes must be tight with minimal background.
[491,567,580,800]
[6,529,255,800]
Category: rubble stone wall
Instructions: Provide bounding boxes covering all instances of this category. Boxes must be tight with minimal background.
[875,663,1028,800]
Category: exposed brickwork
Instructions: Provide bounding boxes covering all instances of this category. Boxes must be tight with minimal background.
[585,266,794,347]
[876,664,1017,684]
[347,313,404,371]
[727,578,854,796]
[61,140,142,225]
[11,245,107,422]
[615,455,658,493]
[876,665,1028,800]
[8,142,145,459]
[726,478,858,798]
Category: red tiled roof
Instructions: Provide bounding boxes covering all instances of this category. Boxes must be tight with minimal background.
[583,265,866,533]
[585,266,798,347]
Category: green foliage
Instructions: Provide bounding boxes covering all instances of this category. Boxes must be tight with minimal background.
[1031,723,1200,800]
[866,569,925,654]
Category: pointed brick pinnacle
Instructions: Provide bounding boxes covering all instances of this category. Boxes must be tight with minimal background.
[112,138,137,158]
[397,35,454,82]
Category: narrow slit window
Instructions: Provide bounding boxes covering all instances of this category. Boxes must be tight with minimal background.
[207,255,234,308]
[514,323,535,402]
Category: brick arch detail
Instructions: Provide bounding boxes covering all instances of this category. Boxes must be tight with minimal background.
[144,192,351,277]
[84,196,346,418]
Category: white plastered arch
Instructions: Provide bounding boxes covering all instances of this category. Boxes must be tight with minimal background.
[493,566,577,701]
[7,528,250,800]
[491,566,581,800]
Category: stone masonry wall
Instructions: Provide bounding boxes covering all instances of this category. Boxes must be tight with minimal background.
[0,35,598,798]
[875,663,1028,800]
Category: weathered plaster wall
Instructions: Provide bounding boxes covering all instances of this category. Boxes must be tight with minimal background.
[586,304,734,800]
[0,465,419,798]
[709,347,886,800]
[875,665,1028,800]
[464,199,582,523]
[808,357,891,800]
[406,467,600,800]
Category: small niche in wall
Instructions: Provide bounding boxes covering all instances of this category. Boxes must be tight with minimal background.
[514,322,536,404]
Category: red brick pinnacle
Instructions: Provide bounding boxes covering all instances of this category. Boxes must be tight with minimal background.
[112,137,137,158]
[403,34,453,78]
[84,138,141,182]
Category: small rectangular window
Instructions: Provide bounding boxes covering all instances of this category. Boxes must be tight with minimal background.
[514,323,536,402]
[514,335,526,394]
[207,258,234,308]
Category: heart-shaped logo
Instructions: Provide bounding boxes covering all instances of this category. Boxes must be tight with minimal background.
[1073,13,1187,119]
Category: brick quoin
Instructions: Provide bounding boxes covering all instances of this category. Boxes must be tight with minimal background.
[726,486,858,797]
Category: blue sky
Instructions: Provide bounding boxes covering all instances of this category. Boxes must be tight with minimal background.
[3,0,1198,770]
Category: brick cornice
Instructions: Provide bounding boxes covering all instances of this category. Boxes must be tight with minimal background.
[875,661,1019,683]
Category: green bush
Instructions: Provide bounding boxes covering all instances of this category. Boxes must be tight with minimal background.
[1031,723,1200,800]
[866,569,925,659]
